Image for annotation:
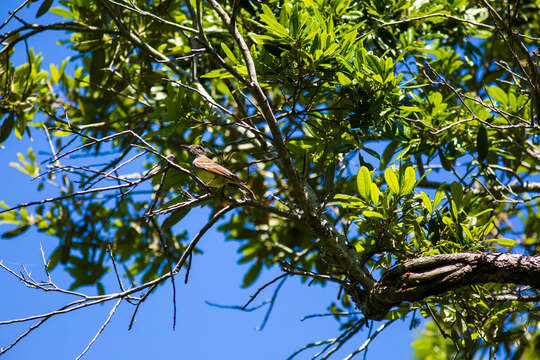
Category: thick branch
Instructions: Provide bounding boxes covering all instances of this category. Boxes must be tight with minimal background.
[363,252,540,320]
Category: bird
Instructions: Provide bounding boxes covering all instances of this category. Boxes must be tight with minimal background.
[181,144,255,199]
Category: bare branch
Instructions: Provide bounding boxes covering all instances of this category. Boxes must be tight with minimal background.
[75,299,122,360]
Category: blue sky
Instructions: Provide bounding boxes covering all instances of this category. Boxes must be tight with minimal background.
[0,1,417,359]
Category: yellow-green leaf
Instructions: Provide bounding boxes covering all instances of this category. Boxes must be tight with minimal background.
[433,187,445,208]
[384,168,399,194]
[485,238,517,247]
[357,166,372,201]
[49,7,73,19]
[401,166,416,194]
[370,183,380,205]
[420,191,432,214]
[220,43,238,63]
[337,72,352,85]
[363,210,384,219]
[462,227,474,241]
[487,86,508,105]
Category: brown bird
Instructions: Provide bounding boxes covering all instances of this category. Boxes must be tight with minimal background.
[181,144,255,199]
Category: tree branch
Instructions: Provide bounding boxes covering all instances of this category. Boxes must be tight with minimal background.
[363,252,540,320]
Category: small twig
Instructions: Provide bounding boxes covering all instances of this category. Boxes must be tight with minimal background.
[127,284,158,330]
[242,273,288,310]
[343,319,396,360]
[205,300,270,312]
[106,243,126,293]
[301,312,361,321]
[39,243,51,282]
[74,299,122,360]
[0,0,32,32]
[257,275,287,331]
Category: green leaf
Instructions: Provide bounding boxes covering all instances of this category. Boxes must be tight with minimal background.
[449,200,459,221]
[384,57,394,74]
[487,86,508,105]
[47,245,63,272]
[365,53,383,75]
[1,225,30,239]
[462,227,474,242]
[481,222,495,237]
[370,183,380,205]
[96,282,105,295]
[372,74,383,84]
[49,7,73,19]
[401,166,416,194]
[357,166,372,201]
[36,0,54,18]
[399,106,423,113]
[336,72,352,85]
[220,43,238,63]
[201,68,233,79]
[361,145,380,160]
[162,206,192,229]
[260,4,288,36]
[484,238,517,247]
[476,125,489,161]
[380,141,399,169]
[50,63,60,83]
[420,192,432,214]
[428,92,442,107]
[289,4,300,36]
[242,261,263,287]
[333,194,362,202]
[470,208,493,218]
[27,148,36,164]
[384,168,399,194]
[449,182,463,208]
[433,186,445,208]
[0,113,15,143]
[363,210,384,219]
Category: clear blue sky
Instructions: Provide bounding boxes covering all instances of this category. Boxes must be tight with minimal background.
[0,2,417,359]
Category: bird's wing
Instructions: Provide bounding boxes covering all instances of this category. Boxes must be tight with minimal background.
[193,155,241,182]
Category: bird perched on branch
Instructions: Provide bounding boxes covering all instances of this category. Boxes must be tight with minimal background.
[181,144,255,199]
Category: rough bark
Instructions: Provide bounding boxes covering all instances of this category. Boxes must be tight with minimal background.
[358,252,540,320]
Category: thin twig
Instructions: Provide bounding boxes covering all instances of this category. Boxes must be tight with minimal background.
[242,273,288,310]
[74,299,122,360]
[343,320,396,360]
[257,276,287,331]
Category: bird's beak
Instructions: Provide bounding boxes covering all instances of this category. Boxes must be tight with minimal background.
[180,144,189,150]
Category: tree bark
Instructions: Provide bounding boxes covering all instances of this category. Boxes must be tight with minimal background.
[359,252,540,320]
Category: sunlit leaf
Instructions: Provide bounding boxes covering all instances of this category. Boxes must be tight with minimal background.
[385,168,399,194]
[370,183,380,205]
[363,210,384,219]
[421,192,432,214]
[356,166,372,201]
[401,166,416,194]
